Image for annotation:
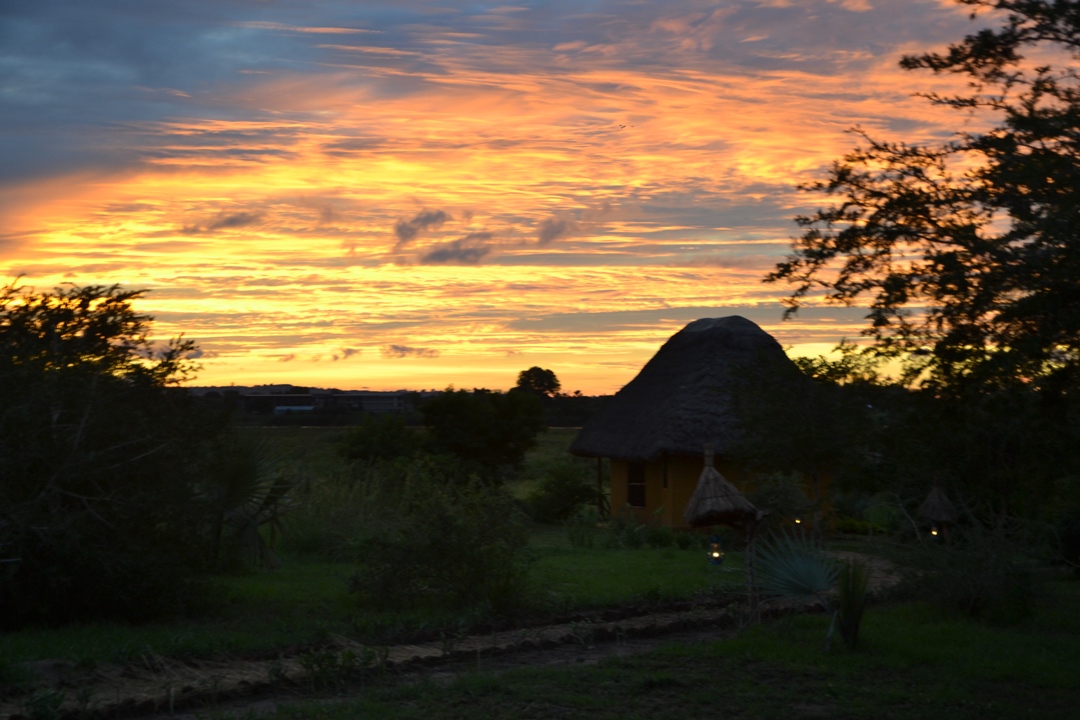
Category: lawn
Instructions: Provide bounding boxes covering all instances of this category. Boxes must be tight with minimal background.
[5,425,1078,720]
[0,539,745,670]
[231,575,1080,720]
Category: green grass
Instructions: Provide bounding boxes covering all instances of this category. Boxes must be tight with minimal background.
[530,524,743,606]
[0,556,358,667]
[235,576,1080,720]
[0,535,741,668]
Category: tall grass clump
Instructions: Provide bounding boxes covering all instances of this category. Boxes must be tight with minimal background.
[837,558,869,648]
[282,462,400,561]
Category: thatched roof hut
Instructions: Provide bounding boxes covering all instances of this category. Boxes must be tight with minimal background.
[918,486,958,524]
[683,450,761,528]
[571,315,796,461]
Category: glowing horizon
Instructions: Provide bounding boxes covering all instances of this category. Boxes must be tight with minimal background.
[1,1,994,393]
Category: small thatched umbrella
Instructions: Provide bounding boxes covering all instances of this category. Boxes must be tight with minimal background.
[683,462,759,528]
[684,446,766,614]
[918,486,958,540]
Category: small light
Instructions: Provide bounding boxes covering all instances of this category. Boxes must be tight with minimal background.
[707,535,725,565]
[931,527,939,536]
[794,518,802,524]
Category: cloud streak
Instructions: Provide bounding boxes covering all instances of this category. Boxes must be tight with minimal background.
[381,344,441,359]
[394,209,451,244]
[420,232,493,264]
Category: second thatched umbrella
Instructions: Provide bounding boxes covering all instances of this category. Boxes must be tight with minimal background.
[918,485,958,540]
[684,447,766,615]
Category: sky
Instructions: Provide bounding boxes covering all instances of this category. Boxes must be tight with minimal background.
[0,0,994,393]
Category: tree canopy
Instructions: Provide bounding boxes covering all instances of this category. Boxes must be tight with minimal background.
[0,281,221,626]
[422,388,545,477]
[514,366,561,397]
[767,0,1080,394]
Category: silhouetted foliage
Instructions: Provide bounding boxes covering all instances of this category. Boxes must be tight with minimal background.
[514,366,561,397]
[0,281,224,627]
[339,414,422,464]
[525,459,598,523]
[421,388,545,478]
[205,432,295,571]
[349,466,532,613]
[768,0,1080,395]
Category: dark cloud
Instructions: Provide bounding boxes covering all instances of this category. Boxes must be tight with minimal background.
[536,216,579,245]
[0,0,977,188]
[394,208,450,244]
[277,353,296,363]
[331,347,360,361]
[420,232,492,264]
[381,344,440,359]
[507,304,872,334]
[182,210,264,235]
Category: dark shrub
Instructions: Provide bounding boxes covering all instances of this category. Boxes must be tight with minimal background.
[0,281,224,627]
[1060,510,1080,577]
[903,525,1037,624]
[526,459,597,523]
[422,388,545,479]
[644,524,676,549]
[339,415,421,464]
[604,512,646,549]
[350,464,532,614]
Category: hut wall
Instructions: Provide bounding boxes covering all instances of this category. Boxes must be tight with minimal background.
[609,458,667,525]
[611,454,755,529]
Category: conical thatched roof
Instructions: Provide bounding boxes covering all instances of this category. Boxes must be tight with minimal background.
[570,316,798,460]
[918,486,958,524]
[683,462,760,528]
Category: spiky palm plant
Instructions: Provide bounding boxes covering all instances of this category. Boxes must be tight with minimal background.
[755,531,841,648]
[205,433,296,570]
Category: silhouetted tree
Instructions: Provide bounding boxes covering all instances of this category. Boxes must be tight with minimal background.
[0,281,223,626]
[514,366,561,397]
[768,0,1080,396]
[422,388,545,478]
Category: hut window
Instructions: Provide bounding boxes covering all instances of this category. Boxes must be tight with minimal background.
[627,461,646,508]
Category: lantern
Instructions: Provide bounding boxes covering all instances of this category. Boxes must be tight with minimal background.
[707,535,725,565]
[931,526,939,537]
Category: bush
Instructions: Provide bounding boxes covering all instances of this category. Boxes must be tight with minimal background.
[422,388,545,479]
[644,524,676,549]
[674,531,700,550]
[748,472,813,534]
[1059,510,1080,577]
[834,517,886,535]
[565,508,598,548]
[603,512,646,549]
[526,459,597,523]
[339,415,422,464]
[349,461,532,614]
[903,524,1037,625]
[0,282,224,627]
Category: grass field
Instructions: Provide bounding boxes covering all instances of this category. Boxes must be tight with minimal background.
[5,426,1079,719]
[228,575,1080,720]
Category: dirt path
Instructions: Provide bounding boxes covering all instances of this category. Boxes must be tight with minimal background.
[2,553,898,720]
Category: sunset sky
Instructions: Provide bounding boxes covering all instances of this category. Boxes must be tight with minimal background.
[1,0,995,393]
